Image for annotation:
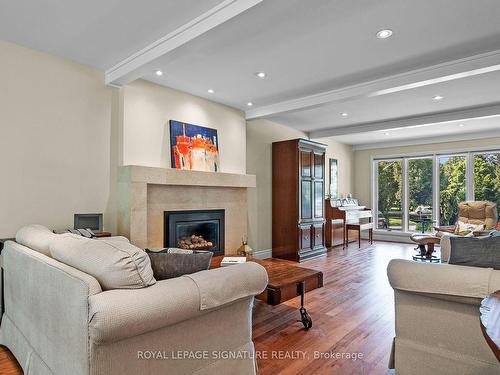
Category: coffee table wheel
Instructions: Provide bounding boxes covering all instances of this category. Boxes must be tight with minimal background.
[299,307,312,329]
[297,281,312,329]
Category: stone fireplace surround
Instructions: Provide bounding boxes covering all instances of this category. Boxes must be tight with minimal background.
[117,165,256,254]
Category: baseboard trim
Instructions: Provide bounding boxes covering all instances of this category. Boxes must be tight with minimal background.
[370,232,413,244]
[252,249,272,259]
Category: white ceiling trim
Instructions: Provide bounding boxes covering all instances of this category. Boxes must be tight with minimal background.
[245,50,500,120]
[308,103,500,138]
[105,0,262,86]
[351,128,500,151]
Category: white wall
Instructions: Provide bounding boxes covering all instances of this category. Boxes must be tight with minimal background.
[311,137,354,198]
[122,80,247,174]
[246,120,354,252]
[0,40,116,237]
[246,119,307,252]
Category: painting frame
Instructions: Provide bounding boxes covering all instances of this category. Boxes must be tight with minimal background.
[329,158,339,199]
[169,120,220,172]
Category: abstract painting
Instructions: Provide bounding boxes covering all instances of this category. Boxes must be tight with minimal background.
[169,120,220,172]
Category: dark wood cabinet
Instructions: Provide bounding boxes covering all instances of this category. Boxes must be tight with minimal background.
[272,139,327,262]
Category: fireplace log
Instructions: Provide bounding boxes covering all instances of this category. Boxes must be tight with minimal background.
[178,235,213,250]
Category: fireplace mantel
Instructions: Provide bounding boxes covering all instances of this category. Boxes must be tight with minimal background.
[117,165,255,251]
[118,165,256,188]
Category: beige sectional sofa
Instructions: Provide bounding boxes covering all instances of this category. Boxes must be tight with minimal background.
[388,259,500,375]
[0,227,268,375]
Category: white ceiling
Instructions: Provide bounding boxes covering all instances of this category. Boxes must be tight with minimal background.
[0,0,223,68]
[1,0,500,146]
[268,69,500,131]
[330,115,500,148]
[145,0,500,108]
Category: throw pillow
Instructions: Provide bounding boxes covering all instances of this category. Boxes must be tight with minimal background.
[15,224,58,256]
[50,235,156,290]
[455,221,485,236]
[448,235,500,270]
[145,248,213,280]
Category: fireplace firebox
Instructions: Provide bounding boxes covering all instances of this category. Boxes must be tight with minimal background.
[164,210,225,256]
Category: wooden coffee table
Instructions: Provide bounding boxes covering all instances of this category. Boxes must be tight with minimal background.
[480,290,500,361]
[211,256,323,329]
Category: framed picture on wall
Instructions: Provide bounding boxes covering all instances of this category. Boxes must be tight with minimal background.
[329,158,339,198]
[169,120,220,172]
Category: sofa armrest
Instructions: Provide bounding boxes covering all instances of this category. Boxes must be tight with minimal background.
[89,262,268,344]
[387,259,498,300]
[2,241,102,375]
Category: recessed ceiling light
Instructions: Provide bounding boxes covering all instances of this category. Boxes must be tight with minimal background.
[207,89,214,94]
[341,112,348,117]
[432,95,444,101]
[459,123,465,127]
[376,29,393,39]
[247,102,253,107]
[155,70,163,76]
[255,72,266,78]
[384,132,390,136]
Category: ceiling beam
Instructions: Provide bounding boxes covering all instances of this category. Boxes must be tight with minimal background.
[351,128,500,151]
[308,103,500,138]
[245,49,500,120]
[105,0,262,86]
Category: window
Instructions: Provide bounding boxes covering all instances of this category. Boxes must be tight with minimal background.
[373,148,500,233]
[439,155,466,225]
[408,158,433,232]
[474,152,500,217]
[376,160,402,230]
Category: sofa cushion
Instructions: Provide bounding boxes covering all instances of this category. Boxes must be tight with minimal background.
[145,248,212,280]
[50,235,156,290]
[449,235,500,270]
[15,224,58,256]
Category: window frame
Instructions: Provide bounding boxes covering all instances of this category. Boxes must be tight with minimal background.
[406,156,435,233]
[471,150,500,213]
[373,158,404,231]
[371,145,500,234]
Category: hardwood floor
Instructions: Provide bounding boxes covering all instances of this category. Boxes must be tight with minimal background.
[252,241,414,375]
[0,345,21,375]
[0,241,414,374]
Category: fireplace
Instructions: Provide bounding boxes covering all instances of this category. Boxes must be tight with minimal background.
[164,210,225,256]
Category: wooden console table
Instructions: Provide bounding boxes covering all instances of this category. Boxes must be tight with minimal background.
[480,290,500,361]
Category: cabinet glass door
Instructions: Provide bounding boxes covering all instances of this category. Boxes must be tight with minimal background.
[301,180,313,220]
[314,152,324,178]
[314,181,324,218]
[300,149,312,177]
